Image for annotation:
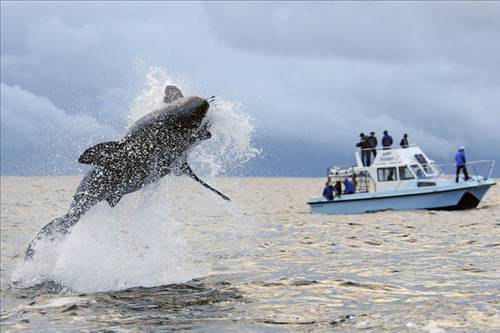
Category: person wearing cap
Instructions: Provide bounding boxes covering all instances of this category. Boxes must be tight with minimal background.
[356,133,370,166]
[400,133,409,148]
[367,132,378,158]
[382,130,393,150]
[455,146,470,182]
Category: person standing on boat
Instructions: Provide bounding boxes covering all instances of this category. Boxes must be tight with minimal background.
[367,132,378,158]
[455,146,470,182]
[400,133,409,148]
[323,179,335,201]
[356,133,370,166]
[382,130,393,149]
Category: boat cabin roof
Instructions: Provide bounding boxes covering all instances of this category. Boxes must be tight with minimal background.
[357,145,432,168]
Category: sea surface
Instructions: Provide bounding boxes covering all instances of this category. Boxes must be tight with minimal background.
[1,176,499,332]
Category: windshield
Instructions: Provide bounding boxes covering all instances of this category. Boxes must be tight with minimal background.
[399,166,415,180]
[411,164,425,179]
[414,154,435,175]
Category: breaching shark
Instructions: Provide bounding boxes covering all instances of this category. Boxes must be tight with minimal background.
[25,86,229,259]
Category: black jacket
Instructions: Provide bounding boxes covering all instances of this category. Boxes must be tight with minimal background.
[367,135,378,148]
[400,137,409,147]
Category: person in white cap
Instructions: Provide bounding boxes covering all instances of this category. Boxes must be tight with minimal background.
[454,146,470,182]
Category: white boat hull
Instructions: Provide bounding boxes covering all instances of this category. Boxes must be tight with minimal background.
[307,180,495,215]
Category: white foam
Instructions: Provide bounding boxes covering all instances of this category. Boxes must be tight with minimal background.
[128,66,260,176]
[14,179,199,292]
[13,66,259,292]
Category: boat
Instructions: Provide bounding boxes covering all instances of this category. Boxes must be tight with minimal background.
[307,145,496,214]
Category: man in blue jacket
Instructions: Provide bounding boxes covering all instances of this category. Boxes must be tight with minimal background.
[382,130,393,149]
[323,179,335,200]
[455,146,470,182]
[343,178,355,194]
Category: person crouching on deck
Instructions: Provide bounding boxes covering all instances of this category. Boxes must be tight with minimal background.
[323,178,335,201]
[334,181,342,198]
[343,178,355,194]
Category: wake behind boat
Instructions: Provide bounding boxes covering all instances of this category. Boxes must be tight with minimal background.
[307,145,496,214]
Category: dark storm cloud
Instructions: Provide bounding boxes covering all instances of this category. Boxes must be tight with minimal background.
[1,1,499,176]
[1,2,213,174]
[205,2,500,67]
[1,84,117,175]
[204,2,500,170]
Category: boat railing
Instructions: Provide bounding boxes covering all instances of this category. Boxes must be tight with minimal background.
[327,165,356,176]
[435,160,495,181]
[326,166,375,193]
[358,143,418,152]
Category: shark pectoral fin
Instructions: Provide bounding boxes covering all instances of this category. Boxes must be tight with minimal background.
[181,163,230,201]
[106,194,122,207]
[79,141,123,167]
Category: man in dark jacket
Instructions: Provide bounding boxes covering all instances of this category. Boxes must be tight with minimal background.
[334,181,342,198]
[367,132,378,158]
[400,133,409,148]
[382,130,393,149]
[356,133,370,166]
[455,146,470,182]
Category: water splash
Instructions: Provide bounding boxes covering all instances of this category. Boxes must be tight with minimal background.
[13,178,199,292]
[13,66,259,292]
[129,66,260,176]
[191,98,260,176]
[128,66,191,126]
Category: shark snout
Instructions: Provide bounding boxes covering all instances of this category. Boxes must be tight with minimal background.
[183,96,210,121]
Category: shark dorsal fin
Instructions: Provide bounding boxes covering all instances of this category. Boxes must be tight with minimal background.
[78,141,123,167]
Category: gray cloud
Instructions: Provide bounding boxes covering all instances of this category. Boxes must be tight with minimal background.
[1,2,499,176]
[1,84,117,175]
[203,2,500,168]
[205,2,500,68]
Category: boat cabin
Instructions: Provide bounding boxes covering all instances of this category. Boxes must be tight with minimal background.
[328,145,440,193]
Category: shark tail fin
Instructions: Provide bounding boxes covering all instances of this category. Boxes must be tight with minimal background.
[78,141,124,167]
[25,213,81,260]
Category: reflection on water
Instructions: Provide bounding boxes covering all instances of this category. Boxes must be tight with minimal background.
[1,177,499,332]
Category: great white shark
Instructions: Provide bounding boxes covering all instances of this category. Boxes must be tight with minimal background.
[25,87,229,259]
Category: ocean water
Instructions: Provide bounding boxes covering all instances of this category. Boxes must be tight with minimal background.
[1,176,499,332]
[2,66,499,331]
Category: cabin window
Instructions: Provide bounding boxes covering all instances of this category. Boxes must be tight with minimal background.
[414,154,435,175]
[411,164,425,179]
[377,167,397,182]
[399,166,415,180]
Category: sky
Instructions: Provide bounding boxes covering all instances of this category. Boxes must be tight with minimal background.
[1,1,500,176]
